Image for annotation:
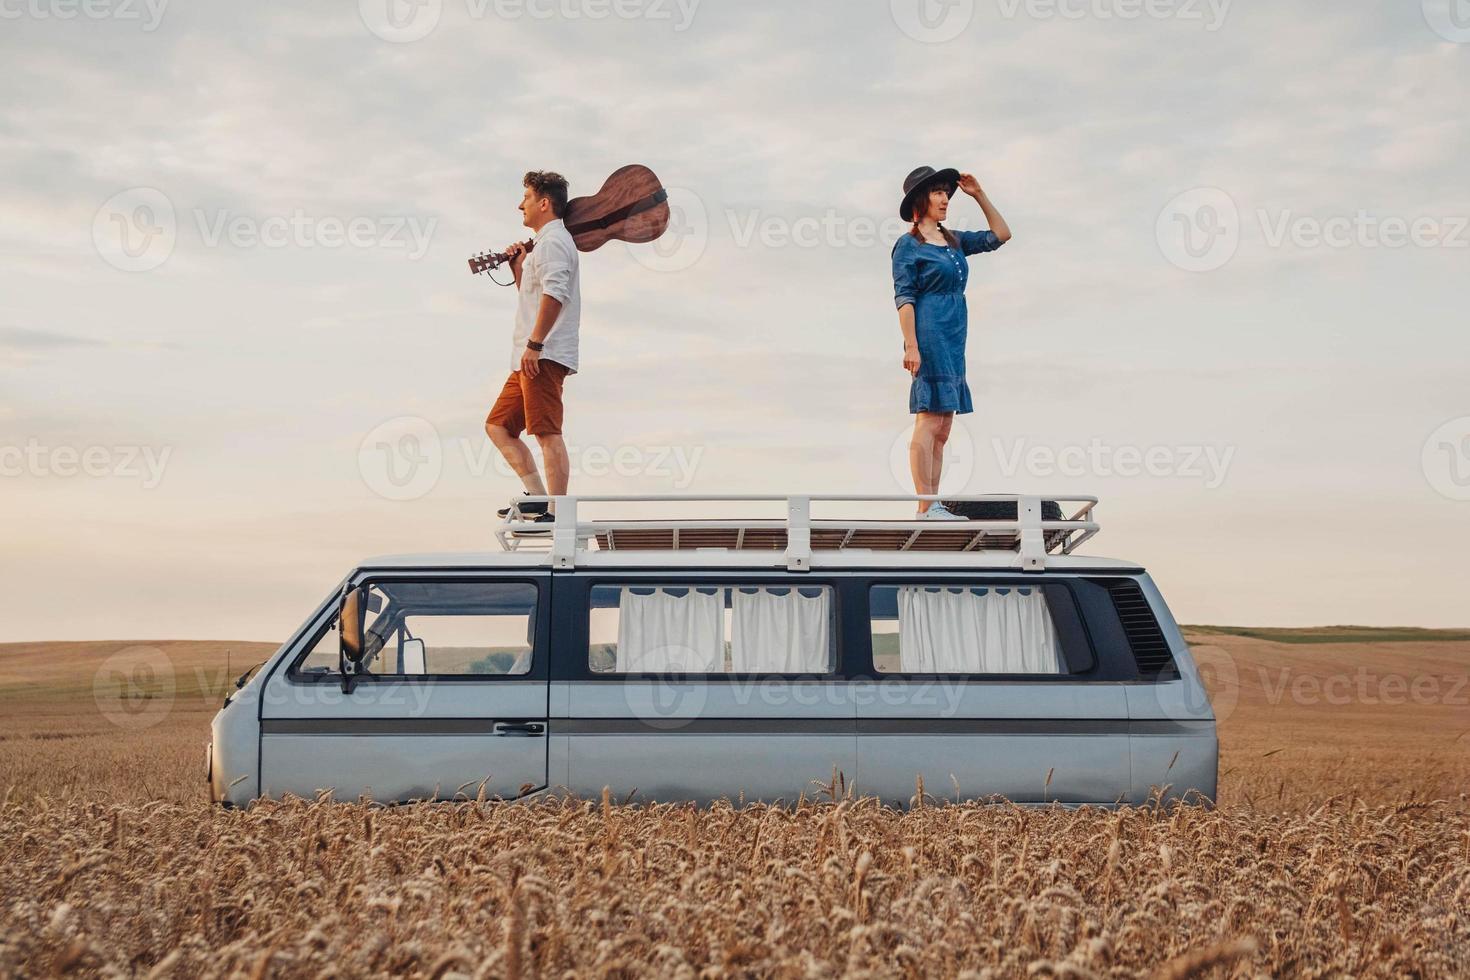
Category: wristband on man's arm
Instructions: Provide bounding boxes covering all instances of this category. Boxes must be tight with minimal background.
[526,340,545,352]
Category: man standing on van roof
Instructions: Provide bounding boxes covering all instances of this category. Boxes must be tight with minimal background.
[485,170,581,527]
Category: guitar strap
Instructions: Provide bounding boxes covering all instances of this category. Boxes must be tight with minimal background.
[566,187,669,236]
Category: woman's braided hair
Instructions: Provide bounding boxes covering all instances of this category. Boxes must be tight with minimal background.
[907,181,960,248]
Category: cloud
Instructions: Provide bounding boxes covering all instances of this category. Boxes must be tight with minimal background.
[0,326,107,366]
[0,326,102,352]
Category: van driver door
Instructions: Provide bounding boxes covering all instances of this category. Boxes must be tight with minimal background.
[259,575,550,803]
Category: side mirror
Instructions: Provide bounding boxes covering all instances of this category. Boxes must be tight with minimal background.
[339,586,367,692]
[401,638,426,675]
[340,586,366,665]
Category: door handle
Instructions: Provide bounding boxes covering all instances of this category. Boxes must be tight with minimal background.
[492,721,545,737]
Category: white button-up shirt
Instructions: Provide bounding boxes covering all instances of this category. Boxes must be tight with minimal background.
[511,218,581,373]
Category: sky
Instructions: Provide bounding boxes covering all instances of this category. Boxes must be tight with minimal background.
[1,0,1467,641]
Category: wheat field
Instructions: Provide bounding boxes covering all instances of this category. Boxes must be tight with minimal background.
[0,630,1466,978]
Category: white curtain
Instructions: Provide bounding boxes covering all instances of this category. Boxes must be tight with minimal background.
[897,587,1066,674]
[730,588,830,673]
[615,588,724,672]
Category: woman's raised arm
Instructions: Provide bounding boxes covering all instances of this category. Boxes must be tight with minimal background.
[958,172,1011,243]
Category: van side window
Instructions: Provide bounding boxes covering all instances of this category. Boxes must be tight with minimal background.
[292,581,538,677]
[296,621,340,675]
[870,584,1081,675]
[589,584,835,674]
[400,611,534,675]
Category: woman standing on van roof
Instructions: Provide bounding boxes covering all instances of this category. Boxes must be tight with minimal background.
[892,166,1011,520]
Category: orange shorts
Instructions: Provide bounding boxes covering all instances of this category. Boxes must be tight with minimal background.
[485,361,570,437]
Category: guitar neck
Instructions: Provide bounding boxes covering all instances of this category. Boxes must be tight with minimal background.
[468,239,535,276]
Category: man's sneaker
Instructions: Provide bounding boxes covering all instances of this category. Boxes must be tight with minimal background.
[497,495,550,519]
[918,502,968,521]
[511,512,556,535]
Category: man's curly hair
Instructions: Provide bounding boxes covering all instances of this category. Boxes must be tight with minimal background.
[523,170,569,218]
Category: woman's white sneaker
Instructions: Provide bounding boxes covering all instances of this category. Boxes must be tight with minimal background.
[919,502,968,521]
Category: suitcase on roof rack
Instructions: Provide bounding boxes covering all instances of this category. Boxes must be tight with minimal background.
[941,499,1065,521]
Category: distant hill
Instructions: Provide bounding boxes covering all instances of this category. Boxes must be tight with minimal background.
[1183,625,1470,645]
[0,640,280,701]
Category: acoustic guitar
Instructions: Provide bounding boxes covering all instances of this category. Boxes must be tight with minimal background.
[468,164,670,276]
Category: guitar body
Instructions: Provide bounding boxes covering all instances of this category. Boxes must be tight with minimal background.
[469,164,669,275]
[564,164,670,252]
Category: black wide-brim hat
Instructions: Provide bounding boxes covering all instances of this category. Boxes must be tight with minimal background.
[899,165,960,221]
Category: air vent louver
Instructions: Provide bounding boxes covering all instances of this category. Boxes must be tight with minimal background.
[1102,579,1177,677]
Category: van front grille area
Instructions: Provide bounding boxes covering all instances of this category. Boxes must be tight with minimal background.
[1101,579,1177,677]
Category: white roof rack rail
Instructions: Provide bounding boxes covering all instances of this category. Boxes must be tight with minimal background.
[493,494,1099,573]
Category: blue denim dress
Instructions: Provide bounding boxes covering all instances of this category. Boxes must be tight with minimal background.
[892,229,1005,414]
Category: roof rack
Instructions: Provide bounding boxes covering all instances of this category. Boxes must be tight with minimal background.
[493,494,1099,573]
